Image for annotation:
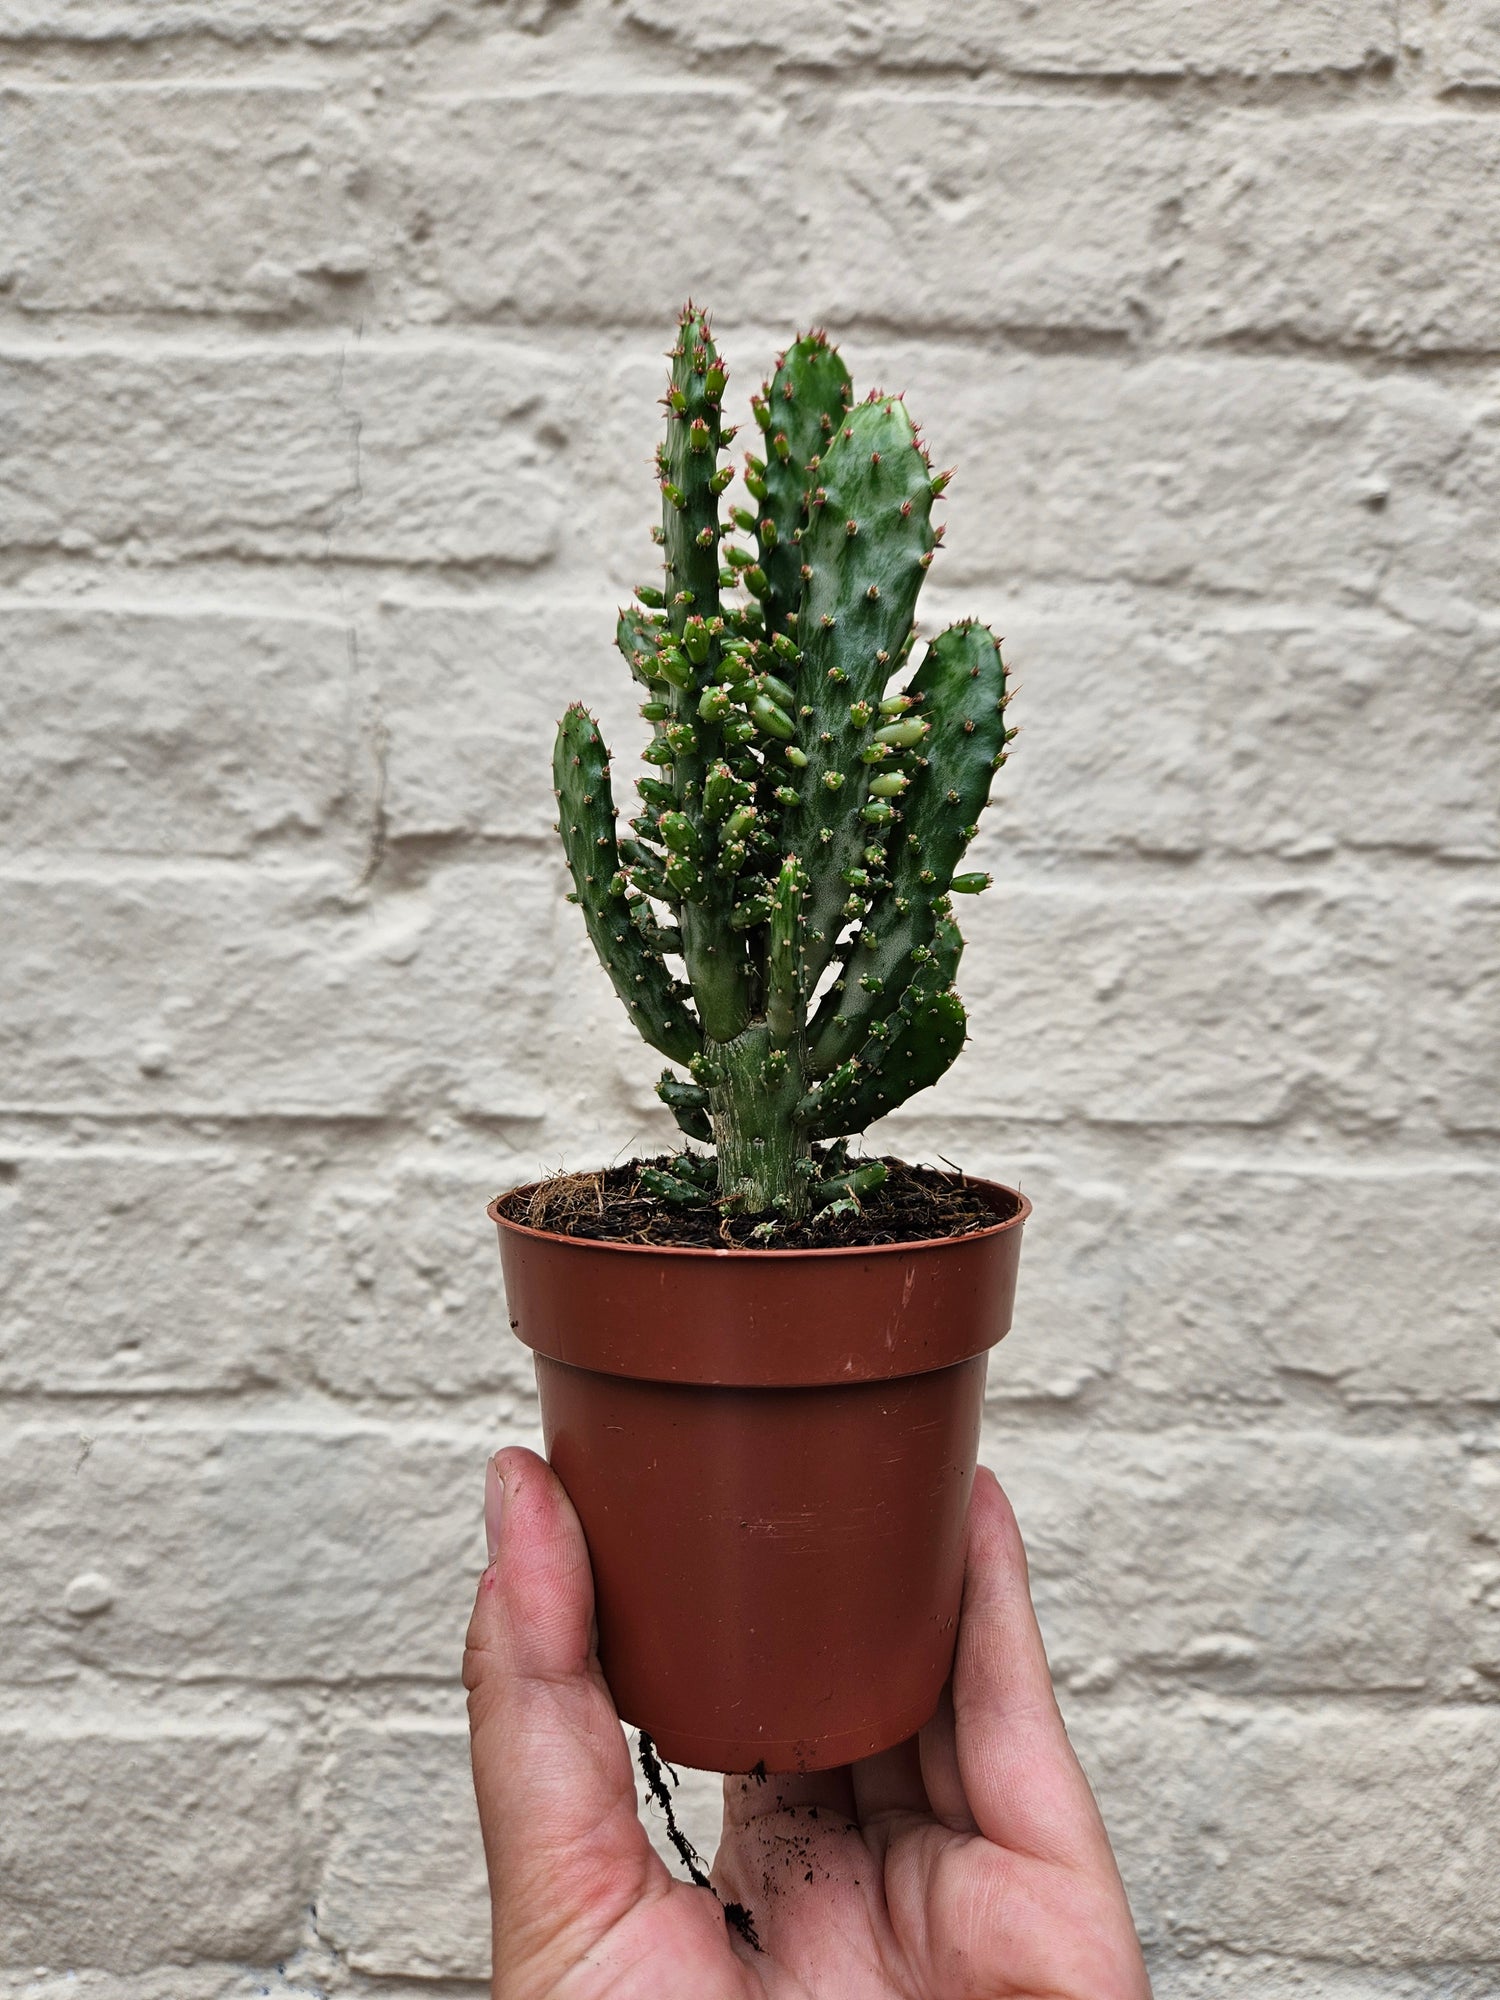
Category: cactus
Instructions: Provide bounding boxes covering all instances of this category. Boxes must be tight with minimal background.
[553,305,1014,1221]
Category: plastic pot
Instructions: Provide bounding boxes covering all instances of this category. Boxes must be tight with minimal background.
[488,1177,1029,1774]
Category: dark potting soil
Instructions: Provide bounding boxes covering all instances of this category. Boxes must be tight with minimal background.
[496,1155,1016,1250]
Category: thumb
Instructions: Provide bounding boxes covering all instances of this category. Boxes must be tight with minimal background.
[464,1447,666,1976]
[953,1467,1118,1872]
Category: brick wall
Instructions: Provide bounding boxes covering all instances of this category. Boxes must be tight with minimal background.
[2,4,1497,1994]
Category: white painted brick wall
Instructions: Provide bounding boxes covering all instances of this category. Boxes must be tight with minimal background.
[0,6,1496,1995]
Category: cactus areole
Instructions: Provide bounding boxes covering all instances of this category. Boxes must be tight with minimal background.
[555,305,1015,1227]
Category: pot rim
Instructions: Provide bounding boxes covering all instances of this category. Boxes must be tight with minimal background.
[487,1172,1031,1261]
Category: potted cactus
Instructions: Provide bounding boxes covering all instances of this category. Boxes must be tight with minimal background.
[490,304,1029,1775]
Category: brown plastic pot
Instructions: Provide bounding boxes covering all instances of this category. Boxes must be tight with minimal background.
[488,1177,1029,1774]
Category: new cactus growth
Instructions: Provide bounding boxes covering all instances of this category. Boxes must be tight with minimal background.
[554,305,1014,1222]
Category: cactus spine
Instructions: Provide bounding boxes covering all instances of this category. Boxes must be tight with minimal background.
[553,305,1013,1221]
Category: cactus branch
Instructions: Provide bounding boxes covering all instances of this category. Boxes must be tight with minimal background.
[812,1160,888,1207]
[766,853,808,1046]
[656,1069,713,1143]
[659,306,753,1043]
[638,1164,706,1206]
[805,914,968,1139]
[809,619,1007,1073]
[779,396,936,999]
[755,331,852,639]
[554,704,701,1067]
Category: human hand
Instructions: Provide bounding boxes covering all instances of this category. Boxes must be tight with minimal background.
[465,1445,1151,1999]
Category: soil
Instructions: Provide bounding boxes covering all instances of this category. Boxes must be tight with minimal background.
[495,1154,1015,1250]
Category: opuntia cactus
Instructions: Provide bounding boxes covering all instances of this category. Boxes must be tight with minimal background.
[554,304,1014,1221]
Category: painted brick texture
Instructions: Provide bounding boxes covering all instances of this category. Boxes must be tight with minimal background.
[1,6,1496,1999]
[615,0,1398,76]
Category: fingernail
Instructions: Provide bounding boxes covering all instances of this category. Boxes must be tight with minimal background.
[484,1456,505,1566]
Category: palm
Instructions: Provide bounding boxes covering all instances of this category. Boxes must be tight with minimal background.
[467,1454,1149,2000]
[534,1715,1143,2000]
[711,1767,1144,1999]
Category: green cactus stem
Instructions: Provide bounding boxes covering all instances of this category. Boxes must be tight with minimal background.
[812,1160,889,1207]
[550,305,1013,1221]
[656,1069,713,1144]
[657,306,753,1044]
[803,913,968,1140]
[808,619,1008,1073]
[553,703,701,1068]
[765,853,808,1046]
[710,1021,810,1214]
[779,395,937,998]
[638,1164,705,1206]
[754,332,852,639]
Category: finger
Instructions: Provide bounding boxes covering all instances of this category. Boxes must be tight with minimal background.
[465,1448,665,1950]
[917,1686,978,1835]
[953,1467,1114,1867]
[851,1733,929,1838]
